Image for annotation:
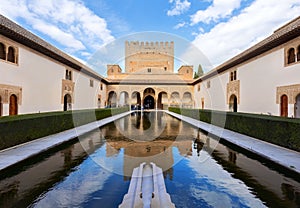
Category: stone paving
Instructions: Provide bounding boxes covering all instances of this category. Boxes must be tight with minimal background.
[0,111,132,171]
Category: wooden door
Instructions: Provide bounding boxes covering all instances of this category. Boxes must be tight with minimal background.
[9,94,18,115]
[280,95,288,117]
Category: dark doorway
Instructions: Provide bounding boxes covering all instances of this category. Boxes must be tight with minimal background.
[64,94,72,111]
[295,94,300,118]
[229,94,238,112]
[144,95,155,109]
[0,96,2,116]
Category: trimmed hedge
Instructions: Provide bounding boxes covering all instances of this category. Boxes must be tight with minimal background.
[169,107,300,152]
[0,107,129,150]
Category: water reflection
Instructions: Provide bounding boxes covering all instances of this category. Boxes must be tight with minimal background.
[0,130,104,208]
[0,112,299,208]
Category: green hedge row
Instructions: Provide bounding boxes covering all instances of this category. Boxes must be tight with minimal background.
[0,107,129,150]
[169,107,300,152]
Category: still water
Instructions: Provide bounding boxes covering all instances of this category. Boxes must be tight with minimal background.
[0,111,299,208]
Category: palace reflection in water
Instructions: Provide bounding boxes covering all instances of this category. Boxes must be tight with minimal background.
[104,111,195,179]
[0,112,299,208]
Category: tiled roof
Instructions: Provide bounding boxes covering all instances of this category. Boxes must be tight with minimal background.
[194,16,300,84]
[0,14,108,84]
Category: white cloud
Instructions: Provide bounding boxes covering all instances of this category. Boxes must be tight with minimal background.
[167,0,191,16]
[191,0,241,25]
[174,22,186,29]
[0,0,114,57]
[192,0,300,68]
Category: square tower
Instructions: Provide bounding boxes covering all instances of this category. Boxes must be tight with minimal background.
[125,41,174,73]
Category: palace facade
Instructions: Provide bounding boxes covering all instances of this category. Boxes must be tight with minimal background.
[0,14,300,118]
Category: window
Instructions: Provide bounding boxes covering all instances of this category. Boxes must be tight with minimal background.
[0,42,18,64]
[287,48,296,64]
[230,70,237,81]
[90,79,94,87]
[0,43,5,60]
[164,67,167,71]
[7,47,16,63]
[100,83,103,90]
[65,69,72,80]
[207,80,211,88]
[198,84,200,91]
[147,68,151,73]
[186,70,189,73]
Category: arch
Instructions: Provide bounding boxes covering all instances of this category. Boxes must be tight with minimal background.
[0,43,5,60]
[182,92,193,108]
[108,91,117,108]
[63,94,72,111]
[9,94,18,115]
[170,92,180,107]
[280,94,288,117]
[0,96,2,116]
[297,45,300,62]
[119,91,129,106]
[229,94,238,112]
[7,46,16,63]
[287,48,295,64]
[144,95,155,109]
[295,94,300,118]
[143,87,155,96]
[157,91,168,109]
[131,91,141,109]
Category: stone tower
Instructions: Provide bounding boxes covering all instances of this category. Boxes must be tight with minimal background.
[125,41,174,73]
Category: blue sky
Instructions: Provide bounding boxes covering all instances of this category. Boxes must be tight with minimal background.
[0,0,300,75]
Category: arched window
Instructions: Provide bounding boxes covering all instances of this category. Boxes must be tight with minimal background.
[69,71,72,80]
[0,43,5,60]
[297,45,300,62]
[7,46,16,63]
[287,48,295,64]
[9,94,18,115]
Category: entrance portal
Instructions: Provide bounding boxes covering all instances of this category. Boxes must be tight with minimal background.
[0,96,2,116]
[63,94,72,111]
[280,94,288,117]
[144,95,155,109]
[295,94,300,118]
[9,94,18,115]
[229,94,238,112]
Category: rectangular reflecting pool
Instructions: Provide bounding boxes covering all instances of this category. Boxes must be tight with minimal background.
[0,111,299,208]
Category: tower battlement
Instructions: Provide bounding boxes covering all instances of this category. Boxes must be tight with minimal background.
[125,41,174,56]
